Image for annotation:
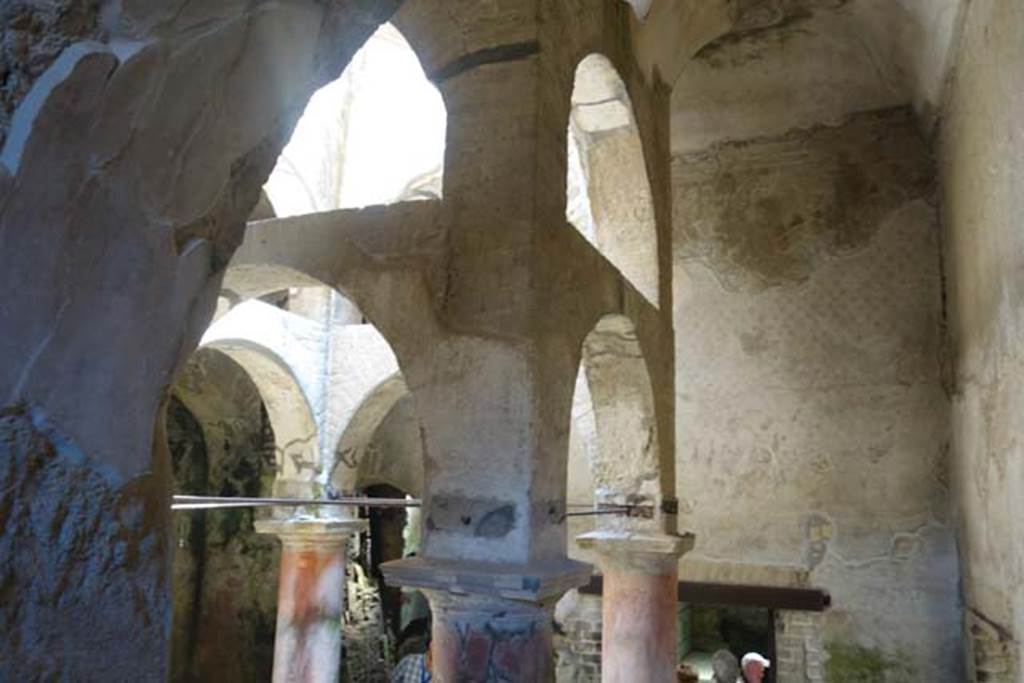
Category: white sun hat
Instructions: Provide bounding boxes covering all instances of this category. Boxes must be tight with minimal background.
[741,653,771,669]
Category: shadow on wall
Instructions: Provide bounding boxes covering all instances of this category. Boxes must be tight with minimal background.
[168,349,280,683]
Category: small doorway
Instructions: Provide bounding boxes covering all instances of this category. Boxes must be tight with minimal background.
[680,604,776,683]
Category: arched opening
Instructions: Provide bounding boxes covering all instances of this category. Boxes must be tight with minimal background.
[567,54,659,306]
[332,374,419,496]
[168,348,280,683]
[176,268,411,680]
[556,314,664,679]
[569,314,661,525]
[330,374,426,679]
[264,22,446,216]
[197,338,321,497]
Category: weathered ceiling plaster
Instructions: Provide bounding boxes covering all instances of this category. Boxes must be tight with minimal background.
[670,0,965,152]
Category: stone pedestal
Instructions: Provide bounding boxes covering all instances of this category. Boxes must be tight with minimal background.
[577,532,694,683]
[382,556,591,681]
[256,518,367,683]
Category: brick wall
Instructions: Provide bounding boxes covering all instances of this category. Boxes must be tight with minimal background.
[774,611,825,682]
[966,611,1017,683]
[555,591,603,682]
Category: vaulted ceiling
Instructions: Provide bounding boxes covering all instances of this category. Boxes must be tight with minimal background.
[665,0,965,152]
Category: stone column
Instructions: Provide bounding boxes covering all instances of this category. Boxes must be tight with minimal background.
[383,556,591,682]
[255,518,366,683]
[577,532,694,683]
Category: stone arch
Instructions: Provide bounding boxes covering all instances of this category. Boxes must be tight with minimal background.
[171,349,275,480]
[355,394,424,498]
[166,347,278,681]
[219,256,368,329]
[249,189,277,222]
[388,2,483,83]
[331,373,423,498]
[263,21,446,216]
[567,54,659,307]
[221,261,342,306]
[197,338,319,496]
[569,314,661,529]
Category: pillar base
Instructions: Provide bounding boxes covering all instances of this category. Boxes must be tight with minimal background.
[382,556,591,681]
[381,555,592,602]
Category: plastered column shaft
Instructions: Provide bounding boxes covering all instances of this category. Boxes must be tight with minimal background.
[577,533,692,683]
[601,565,679,683]
[427,591,555,682]
[257,519,364,683]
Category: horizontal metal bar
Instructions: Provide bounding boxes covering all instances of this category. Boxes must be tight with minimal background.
[171,495,420,511]
[562,508,635,518]
[172,497,649,520]
[173,502,277,510]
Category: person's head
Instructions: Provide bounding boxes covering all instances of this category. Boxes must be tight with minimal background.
[711,649,740,683]
[741,652,770,682]
[676,662,699,683]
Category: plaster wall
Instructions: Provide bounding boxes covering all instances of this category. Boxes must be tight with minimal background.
[670,0,965,154]
[940,1,1024,680]
[672,107,960,681]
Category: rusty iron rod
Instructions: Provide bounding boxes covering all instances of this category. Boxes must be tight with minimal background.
[171,494,419,511]
[172,496,648,518]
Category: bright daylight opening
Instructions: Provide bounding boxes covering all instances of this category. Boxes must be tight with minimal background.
[567,54,659,307]
[264,23,446,217]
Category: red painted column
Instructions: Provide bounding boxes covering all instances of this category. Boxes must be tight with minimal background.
[602,564,679,682]
[578,532,693,683]
[381,556,592,682]
[427,592,555,682]
[256,518,366,683]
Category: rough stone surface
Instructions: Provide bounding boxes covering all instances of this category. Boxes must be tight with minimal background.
[0,0,398,676]
[0,405,167,680]
[0,1,103,149]
[554,590,603,683]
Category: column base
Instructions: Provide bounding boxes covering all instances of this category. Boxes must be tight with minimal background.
[381,555,592,602]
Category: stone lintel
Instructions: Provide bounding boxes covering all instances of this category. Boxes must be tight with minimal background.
[380,556,592,604]
[254,516,367,549]
[577,530,695,573]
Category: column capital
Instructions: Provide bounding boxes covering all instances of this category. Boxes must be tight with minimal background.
[380,555,592,605]
[254,516,367,549]
[576,530,695,573]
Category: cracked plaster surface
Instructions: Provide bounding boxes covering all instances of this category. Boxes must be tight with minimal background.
[671,110,960,679]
